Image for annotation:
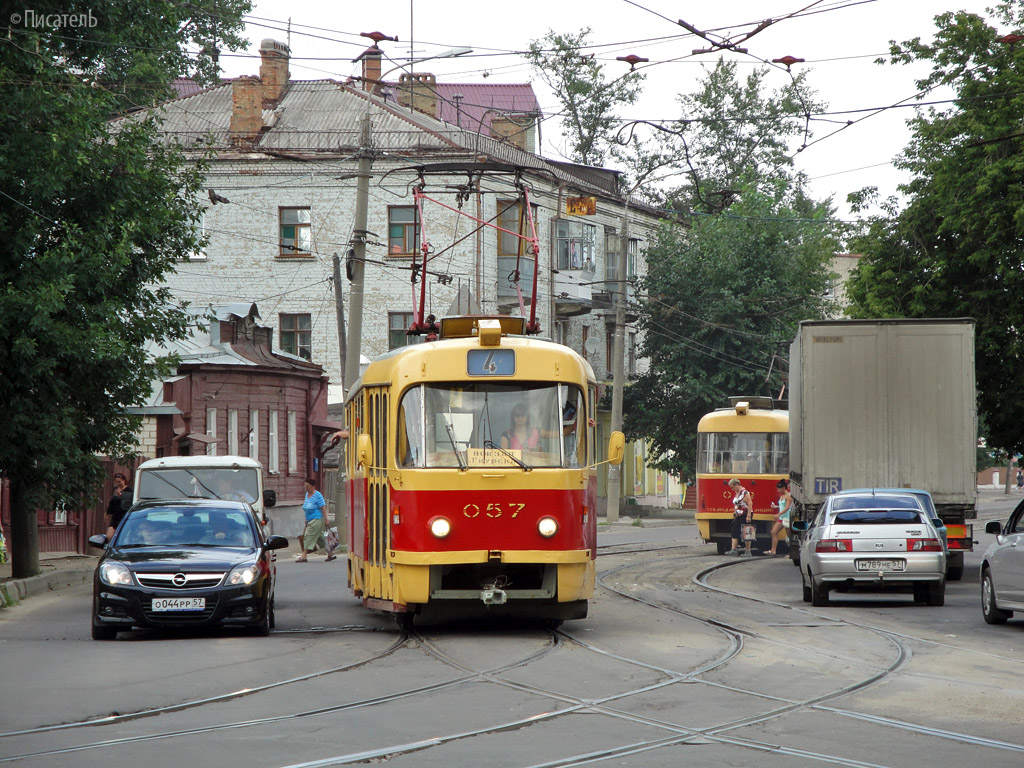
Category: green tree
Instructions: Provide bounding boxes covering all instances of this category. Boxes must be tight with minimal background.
[624,183,837,477]
[845,3,1024,457]
[525,29,644,166]
[0,0,250,578]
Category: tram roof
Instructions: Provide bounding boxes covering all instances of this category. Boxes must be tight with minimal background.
[697,407,789,432]
[347,331,595,399]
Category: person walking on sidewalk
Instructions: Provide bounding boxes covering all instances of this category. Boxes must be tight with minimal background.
[768,479,793,555]
[726,478,754,557]
[296,478,333,562]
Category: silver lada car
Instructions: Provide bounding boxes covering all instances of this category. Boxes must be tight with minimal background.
[793,491,947,607]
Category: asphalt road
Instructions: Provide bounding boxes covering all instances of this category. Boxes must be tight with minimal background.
[0,490,1020,767]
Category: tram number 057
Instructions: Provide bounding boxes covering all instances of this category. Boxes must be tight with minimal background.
[463,502,525,519]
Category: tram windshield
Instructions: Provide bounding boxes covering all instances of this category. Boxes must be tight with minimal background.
[697,432,789,475]
[397,383,585,469]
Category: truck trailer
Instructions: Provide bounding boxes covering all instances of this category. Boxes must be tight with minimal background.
[788,318,977,580]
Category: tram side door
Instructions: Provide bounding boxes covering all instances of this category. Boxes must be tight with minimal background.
[365,386,392,600]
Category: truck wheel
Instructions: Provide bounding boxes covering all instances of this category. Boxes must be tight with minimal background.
[981,568,1010,624]
[946,552,964,581]
[926,581,945,607]
[810,575,829,607]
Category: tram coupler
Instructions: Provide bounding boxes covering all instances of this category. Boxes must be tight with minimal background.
[480,586,508,605]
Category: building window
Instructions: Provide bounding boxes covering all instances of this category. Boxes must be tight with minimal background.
[555,220,596,271]
[268,410,279,473]
[628,237,640,279]
[389,312,414,349]
[279,206,311,256]
[228,409,239,455]
[206,407,217,456]
[279,313,312,360]
[287,411,297,473]
[249,409,259,460]
[497,199,539,257]
[185,208,207,261]
[388,206,420,255]
[581,325,590,362]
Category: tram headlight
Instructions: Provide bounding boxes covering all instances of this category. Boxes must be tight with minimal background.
[429,517,451,539]
[537,516,558,538]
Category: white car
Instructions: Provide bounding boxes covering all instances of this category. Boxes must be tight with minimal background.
[980,498,1024,624]
[793,491,947,607]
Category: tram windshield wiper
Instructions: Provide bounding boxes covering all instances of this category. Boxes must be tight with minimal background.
[483,440,531,471]
[443,408,468,471]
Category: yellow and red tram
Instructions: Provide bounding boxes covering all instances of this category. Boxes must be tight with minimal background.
[695,398,789,554]
[343,315,624,625]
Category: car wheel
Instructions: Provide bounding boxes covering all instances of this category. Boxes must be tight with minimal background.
[981,568,1011,625]
[254,603,271,637]
[802,581,812,603]
[92,621,117,641]
[810,574,829,607]
[269,596,276,629]
[926,581,945,607]
[912,583,928,604]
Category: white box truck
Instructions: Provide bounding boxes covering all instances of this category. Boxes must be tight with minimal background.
[788,318,977,579]
[132,456,276,525]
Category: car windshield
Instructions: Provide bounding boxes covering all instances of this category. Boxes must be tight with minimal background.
[136,468,260,503]
[118,508,256,547]
[833,509,925,525]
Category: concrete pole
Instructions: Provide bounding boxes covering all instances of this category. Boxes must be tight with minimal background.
[344,110,371,391]
[606,204,630,523]
[332,252,347,388]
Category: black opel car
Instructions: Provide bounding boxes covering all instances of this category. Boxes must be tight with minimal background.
[89,499,288,639]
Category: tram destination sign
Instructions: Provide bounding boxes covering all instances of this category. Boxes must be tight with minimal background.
[467,348,515,376]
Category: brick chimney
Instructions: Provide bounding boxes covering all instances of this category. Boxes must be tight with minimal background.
[258,38,290,107]
[397,72,438,118]
[229,76,263,146]
[356,45,383,92]
[490,114,530,151]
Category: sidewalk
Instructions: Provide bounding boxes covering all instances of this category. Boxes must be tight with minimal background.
[0,552,98,608]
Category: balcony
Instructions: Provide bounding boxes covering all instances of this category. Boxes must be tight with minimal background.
[553,266,594,318]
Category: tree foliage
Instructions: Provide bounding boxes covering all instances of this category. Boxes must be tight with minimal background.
[624,184,838,477]
[619,62,838,478]
[845,3,1024,456]
[0,0,250,577]
[525,29,644,166]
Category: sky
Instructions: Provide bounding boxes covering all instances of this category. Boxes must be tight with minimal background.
[214,0,1001,218]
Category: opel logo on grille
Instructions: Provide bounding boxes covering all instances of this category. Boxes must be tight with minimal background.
[172,573,188,586]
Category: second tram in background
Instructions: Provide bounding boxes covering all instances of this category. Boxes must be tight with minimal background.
[343,316,624,626]
[695,397,789,554]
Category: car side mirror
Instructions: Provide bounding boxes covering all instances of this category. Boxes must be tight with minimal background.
[985,520,1003,535]
[88,534,108,549]
[263,488,277,508]
[791,521,808,532]
[931,518,945,529]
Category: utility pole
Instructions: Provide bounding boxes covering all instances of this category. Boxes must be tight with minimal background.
[606,204,629,523]
[332,252,347,386]
[344,111,371,392]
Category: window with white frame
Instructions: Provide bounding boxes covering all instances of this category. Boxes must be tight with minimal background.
[228,409,239,454]
[555,219,596,271]
[287,411,297,473]
[185,208,207,261]
[206,407,217,456]
[389,312,414,350]
[249,409,259,460]
[268,410,279,473]
[279,206,311,256]
[627,237,640,279]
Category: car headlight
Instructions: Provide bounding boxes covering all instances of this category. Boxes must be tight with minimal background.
[226,564,260,585]
[429,517,451,538]
[537,517,558,538]
[99,562,133,586]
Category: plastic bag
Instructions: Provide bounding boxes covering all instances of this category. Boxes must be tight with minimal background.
[325,527,339,554]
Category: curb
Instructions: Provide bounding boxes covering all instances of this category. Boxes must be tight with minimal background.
[0,568,95,608]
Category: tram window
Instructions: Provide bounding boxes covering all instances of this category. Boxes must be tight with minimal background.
[699,432,787,475]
